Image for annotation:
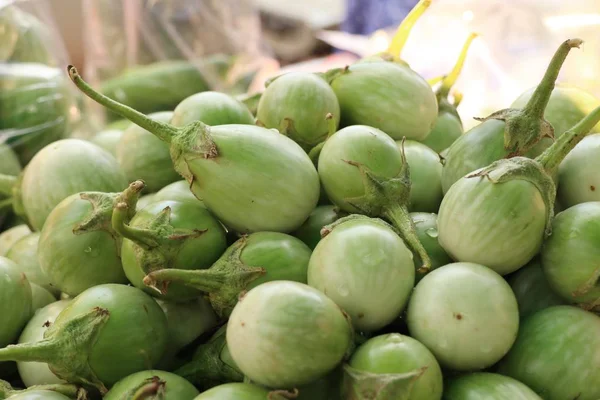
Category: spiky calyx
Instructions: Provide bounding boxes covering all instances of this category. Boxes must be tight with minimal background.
[0,308,111,393]
[335,140,432,273]
[143,236,265,318]
[174,326,243,388]
[341,364,427,400]
[112,201,207,295]
[473,38,583,157]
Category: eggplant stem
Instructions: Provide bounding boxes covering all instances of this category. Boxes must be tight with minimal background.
[111,202,160,248]
[536,105,600,174]
[439,33,479,98]
[144,237,266,318]
[67,65,179,144]
[386,0,431,60]
[144,268,227,293]
[0,307,110,393]
[427,75,444,86]
[521,39,583,120]
[384,205,432,274]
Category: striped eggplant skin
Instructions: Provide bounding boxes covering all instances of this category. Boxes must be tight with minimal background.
[308,216,415,332]
[330,62,438,141]
[440,119,506,194]
[540,202,600,309]
[407,262,519,372]
[318,125,403,213]
[0,257,32,348]
[410,212,452,283]
[171,91,255,128]
[437,174,546,275]
[7,390,71,400]
[256,72,340,150]
[511,84,600,156]
[401,140,443,213]
[444,373,542,400]
[90,129,123,157]
[20,139,127,231]
[68,67,320,235]
[344,333,443,400]
[226,281,352,389]
[116,111,180,193]
[104,370,200,400]
[186,125,320,234]
[497,306,600,400]
[557,134,600,208]
[420,110,463,154]
[507,259,565,318]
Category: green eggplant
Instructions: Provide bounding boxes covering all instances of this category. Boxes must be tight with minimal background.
[441,39,583,193]
[70,66,320,234]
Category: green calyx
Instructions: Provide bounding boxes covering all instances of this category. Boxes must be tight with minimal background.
[112,201,207,294]
[337,140,432,273]
[0,307,111,393]
[276,111,337,152]
[473,38,582,156]
[341,364,427,400]
[0,380,88,400]
[143,236,266,318]
[74,180,146,253]
[466,104,600,236]
[467,157,556,236]
[174,326,243,388]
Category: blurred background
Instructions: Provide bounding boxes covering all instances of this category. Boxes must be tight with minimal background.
[2,0,600,131]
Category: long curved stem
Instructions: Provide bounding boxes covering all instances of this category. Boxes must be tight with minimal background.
[439,33,479,98]
[386,0,431,60]
[67,66,179,143]
[144,269,227,293]
[521,39,582,120]
[427,75,444,86]
[537,105,600,174]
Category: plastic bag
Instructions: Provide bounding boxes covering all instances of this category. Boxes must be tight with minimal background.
[0,0,86,165]
[81,0,269,123]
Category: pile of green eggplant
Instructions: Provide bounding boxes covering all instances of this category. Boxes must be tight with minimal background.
[0,1,599,399]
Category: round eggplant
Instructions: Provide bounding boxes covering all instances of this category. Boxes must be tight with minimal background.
[308,216,414,332]
[407,262,519,371]
[226,281,353,388]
